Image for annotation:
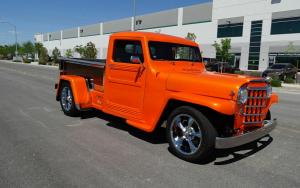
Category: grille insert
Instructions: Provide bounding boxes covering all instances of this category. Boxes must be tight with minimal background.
[243,87,268,126]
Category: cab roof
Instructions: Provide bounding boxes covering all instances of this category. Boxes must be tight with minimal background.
[111,31,199,47]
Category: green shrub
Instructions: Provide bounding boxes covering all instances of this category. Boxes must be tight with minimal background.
[39,47,48,65]
[245,71,262,77]
[65,49,73,58]
[234,70,245,75]
[74,45,85,57]
[74,42,97,59]
[284,77,295,84]
[23,57,31,64]
[270,78,282,87]
[83,42,97,59]
[52,47,61,65]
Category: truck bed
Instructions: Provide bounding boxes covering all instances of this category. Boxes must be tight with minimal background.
[59,57,106,68]
[59,58,106,92]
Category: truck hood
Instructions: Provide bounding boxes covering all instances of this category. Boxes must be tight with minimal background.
[166,71,261,100]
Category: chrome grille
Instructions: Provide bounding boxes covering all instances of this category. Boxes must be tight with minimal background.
[243,86,268,125]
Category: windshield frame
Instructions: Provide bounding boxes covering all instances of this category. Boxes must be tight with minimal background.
[148,41,202,62]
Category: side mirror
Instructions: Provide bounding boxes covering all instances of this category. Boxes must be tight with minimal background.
[130,56,142,64]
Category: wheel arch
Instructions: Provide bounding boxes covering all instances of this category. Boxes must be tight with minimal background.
[56,75,90,108]
[155,99,235,136]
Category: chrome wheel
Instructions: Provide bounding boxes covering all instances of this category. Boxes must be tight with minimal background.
[61,86,73,112]
[170,114,202,155]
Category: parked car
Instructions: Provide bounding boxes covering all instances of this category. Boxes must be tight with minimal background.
[262,63,298,80]
[205,62,235,73]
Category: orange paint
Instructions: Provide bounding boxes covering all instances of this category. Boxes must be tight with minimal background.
[56,31,278,133]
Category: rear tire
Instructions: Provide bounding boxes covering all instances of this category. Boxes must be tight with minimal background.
[166,106,216,163]
[60,82,79,117]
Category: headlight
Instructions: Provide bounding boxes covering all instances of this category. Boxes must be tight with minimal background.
[266,84,272,98]
[238,87,248,104]
[265,76,272,83]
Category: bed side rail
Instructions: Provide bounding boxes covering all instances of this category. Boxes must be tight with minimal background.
[59,57,106,70]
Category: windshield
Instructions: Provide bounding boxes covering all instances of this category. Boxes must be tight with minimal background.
[271,64,286,69]
[148,41,202,62]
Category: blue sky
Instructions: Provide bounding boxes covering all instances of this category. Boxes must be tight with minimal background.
[0,0,209,45]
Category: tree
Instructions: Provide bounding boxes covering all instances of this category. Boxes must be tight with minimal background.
[0,44,16,59]
[212,38,232,62]
[284,41,296,54]
[39,47,49,65]
[186,33,197,42]
[65,49,73,58]
[0,45,9,59]
[74,42,97,59]
[74,45,85,57]
[175,33,198,59]
[83,42,97,59]
[21,41,35,58]
[52,47,61,64]
[35,42,44,58]
[284,42,300,75]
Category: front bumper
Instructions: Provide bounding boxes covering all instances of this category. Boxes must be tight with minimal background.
[215,119,277,149]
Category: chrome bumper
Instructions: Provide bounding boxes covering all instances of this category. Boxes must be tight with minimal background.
[215,119,277,149]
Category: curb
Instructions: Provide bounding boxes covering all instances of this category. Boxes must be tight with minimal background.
[0,60,58,69]
[281,83,300,89]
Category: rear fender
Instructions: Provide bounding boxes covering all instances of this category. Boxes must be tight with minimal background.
[56,75,91,108]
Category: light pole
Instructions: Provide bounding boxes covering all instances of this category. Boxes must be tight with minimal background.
[133,0,136,31]
[0,21,18,56]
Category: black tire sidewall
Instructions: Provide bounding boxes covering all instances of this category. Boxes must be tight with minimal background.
[166,106,216,162]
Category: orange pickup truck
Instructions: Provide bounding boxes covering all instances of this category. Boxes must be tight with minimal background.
[56,32,278,162]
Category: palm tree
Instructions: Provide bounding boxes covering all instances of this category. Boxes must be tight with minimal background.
[34,42,43,58]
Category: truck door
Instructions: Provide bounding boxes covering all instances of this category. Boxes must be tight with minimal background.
[104,38,146,119]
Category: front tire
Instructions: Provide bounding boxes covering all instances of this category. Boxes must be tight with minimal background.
[60,82,79,117]
[166,106,216,162]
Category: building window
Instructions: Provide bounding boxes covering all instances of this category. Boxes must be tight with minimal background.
[271,17,300,35]
[271,0,281,4]
[248,20,263,70]
[217,23,243,38]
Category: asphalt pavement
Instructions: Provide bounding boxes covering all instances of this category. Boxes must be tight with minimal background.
[0,61,299,188]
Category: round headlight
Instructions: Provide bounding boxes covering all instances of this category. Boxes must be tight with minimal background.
[266,84,272,98]
[238,87,248,104]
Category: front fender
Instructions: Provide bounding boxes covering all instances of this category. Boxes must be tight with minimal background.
[270,93,279,105]
[166,91,236,115]
[57,75,90,108]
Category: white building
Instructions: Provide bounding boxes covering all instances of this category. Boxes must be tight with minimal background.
[35,0,300,71]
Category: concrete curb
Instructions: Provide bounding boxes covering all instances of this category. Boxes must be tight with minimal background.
[0,60,58,69]
[282,83,300,89]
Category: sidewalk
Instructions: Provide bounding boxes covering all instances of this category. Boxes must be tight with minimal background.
[273,82,300,95]
[282,83,300,89]
[0,60,58,69]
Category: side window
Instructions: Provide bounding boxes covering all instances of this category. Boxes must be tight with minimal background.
[113,40,144,63]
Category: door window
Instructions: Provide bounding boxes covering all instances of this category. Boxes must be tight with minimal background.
[113,40,144,63]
